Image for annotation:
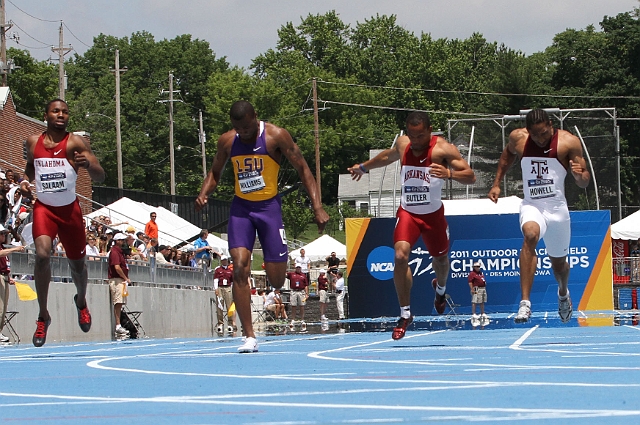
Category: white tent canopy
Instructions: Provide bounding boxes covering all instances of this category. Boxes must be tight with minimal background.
[611,210,640,240]
[85,197,228,254]
[289,234,347,262]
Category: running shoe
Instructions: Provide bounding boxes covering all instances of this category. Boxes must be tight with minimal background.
[392,315,414,340]
[0,333,9,343]
[74,294,92,333]
[432,278,446,315]
[227,325,234,333]
[514,301,531,323]
[300,321,307,331]
[237,336,259,353]
[115,326,130,336]
[558,291,573,323]
[216,324,223,334]
[33,317,51,347]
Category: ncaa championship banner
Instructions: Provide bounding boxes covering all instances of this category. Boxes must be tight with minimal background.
[345,210,612,319]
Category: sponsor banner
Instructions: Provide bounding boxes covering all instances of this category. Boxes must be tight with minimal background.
[346,210,611,318]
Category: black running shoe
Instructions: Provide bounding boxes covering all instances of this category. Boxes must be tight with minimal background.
[33,318,51,347]
[74,294,92,333]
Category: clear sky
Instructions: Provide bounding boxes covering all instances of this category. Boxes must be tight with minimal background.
[5,0,640,69]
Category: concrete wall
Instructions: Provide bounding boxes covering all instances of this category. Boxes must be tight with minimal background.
[5,281,241,345]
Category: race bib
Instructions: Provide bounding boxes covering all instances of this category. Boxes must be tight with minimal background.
[526,178,556,199]
[39,172,68,193]
[238,171,266,194]
[403,185,431,206]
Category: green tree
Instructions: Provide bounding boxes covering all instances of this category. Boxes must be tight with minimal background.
[282,192,313,241]
[6,48,57,118]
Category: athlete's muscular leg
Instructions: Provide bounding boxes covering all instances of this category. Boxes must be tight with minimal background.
[68,257,88,309]
[550,256,570,297]
[231,247,255,338]
[520,221,541,301]
[431,253,449,288]
[393,241,413,306]
[34,235,53,321]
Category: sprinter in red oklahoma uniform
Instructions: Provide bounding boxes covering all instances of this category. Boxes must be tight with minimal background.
[348,112,475,340]
[22,99,105,347]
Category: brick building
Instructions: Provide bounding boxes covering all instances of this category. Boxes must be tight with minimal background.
[0,87,94,213]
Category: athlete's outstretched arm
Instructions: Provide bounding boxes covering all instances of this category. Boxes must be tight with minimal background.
[347,137,405,181]
[277,127,329,233]
[195,134,232,211]
[488,130,521,203]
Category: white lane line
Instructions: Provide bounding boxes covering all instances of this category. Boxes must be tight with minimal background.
[509,325,539,350]
[1,391,640,420]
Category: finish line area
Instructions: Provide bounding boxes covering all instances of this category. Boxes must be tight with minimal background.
[1,313,640,424]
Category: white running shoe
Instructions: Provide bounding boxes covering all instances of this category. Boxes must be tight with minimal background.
[0,333,9,343]
[115,326,130,336]
[514,301,531,323]
[558,291,573,323]
[321,315,327,321]
[237,337,258,353]
[471,314,480,320]
[480,314,490,325]
[216,324,223,334]
[300,321,307,331]
[227,325,234,333]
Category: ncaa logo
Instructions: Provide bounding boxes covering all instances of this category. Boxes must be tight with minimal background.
[367,246,395,281]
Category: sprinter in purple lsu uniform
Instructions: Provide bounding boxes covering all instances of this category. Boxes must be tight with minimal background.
[196,101,328,353]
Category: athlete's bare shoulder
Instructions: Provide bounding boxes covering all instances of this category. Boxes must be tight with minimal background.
[508,127,528,154]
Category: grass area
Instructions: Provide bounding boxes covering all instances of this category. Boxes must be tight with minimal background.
[296,226,346,245]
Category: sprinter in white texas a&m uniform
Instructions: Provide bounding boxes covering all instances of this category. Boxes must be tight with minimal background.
[348,111,475,340]
[489,109,590,324]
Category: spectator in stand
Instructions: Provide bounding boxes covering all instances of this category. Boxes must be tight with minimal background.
[98,234,108,255]
[145,212,158,241]
[213,255,234,333]
[85,234,101,259]
[263,287,287,320]
[105,229,115,252]
[295,248,311,283]
[4,169,19,187]
[326,251,340,285]
[108,233,131,338]
[317,269,330,321]
[630,241,640,283]
[334,270,346,320]
[155,245,170,265]
[0,224,26,343]
[148,237,159,257]
[133,232,148,261]
[174,250,184,266]
[287,265,308,330]
[194,229,216,269]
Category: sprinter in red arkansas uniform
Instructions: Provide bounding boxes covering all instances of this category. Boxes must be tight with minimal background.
[348,112,475,340]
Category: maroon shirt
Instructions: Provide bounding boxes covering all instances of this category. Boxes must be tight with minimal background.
[468,270,486,287]
[214,265,233,287]
[318,275,329,291]
[108,244,128,279]
[0,255,8,275]
[287,271,308,290]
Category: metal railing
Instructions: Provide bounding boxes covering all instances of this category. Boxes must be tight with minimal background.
[613,256,640,285]
[9,252,213,288]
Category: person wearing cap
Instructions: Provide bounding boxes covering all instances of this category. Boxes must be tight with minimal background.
[213,255,235,334]
[108,233,132,338]
[468,261,488,325]
[317,269,330,321]
[0,224,26,342]
[287,265,309,330]
[193,229,216,269]
[22,98,105,347]
[133,232,148,261]
[155,245,170,265]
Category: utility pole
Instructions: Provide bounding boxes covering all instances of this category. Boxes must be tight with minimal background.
[159,72,181,209]
[168,73,175,198]
[198,109,207,180]
[110,49,126,192]
[51,22,72,100]
[0,0,13,87]
[312,78,321,200]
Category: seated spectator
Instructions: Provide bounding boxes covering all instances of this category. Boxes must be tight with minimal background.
[133,232,148,261]
[85,235,101,259]
[155,245,170,265]
[263,288,287,320]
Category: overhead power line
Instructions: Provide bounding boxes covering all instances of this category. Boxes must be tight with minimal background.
[317,79,640,101]
[6,0,58,22]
